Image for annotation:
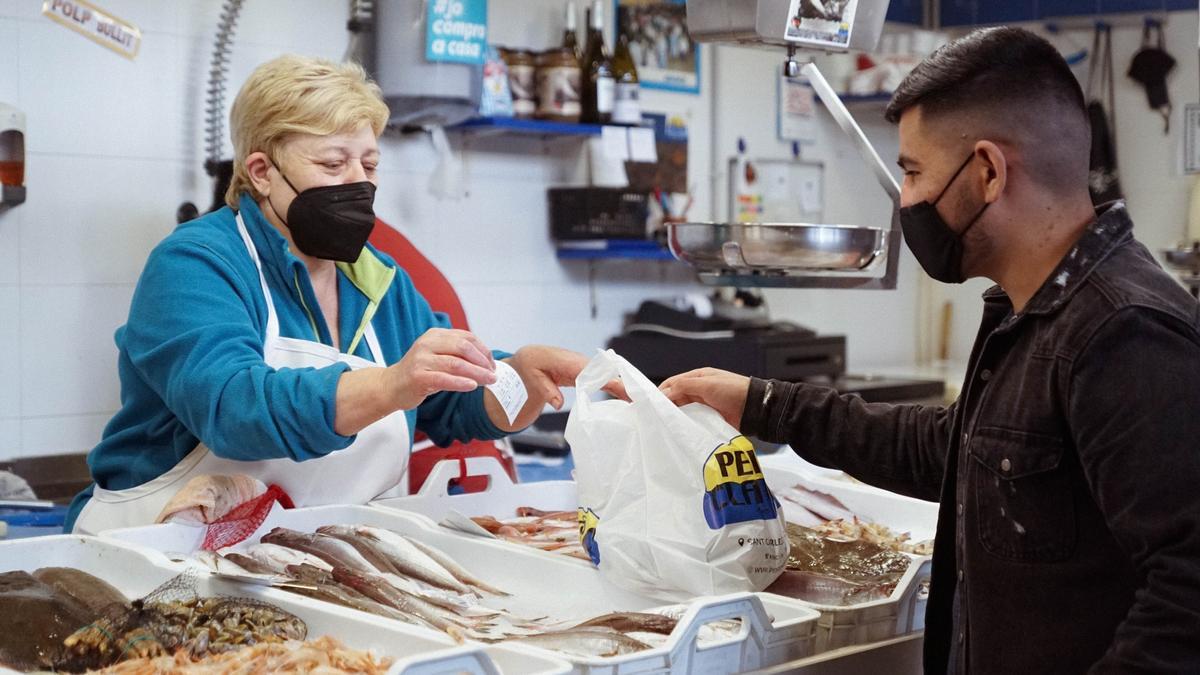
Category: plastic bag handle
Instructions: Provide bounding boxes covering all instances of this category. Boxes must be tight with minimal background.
[574,349,675,411]
[664,593,775,670]
[386,645,502,675]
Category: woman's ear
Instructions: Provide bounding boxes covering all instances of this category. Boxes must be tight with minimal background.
[246,151,273,197]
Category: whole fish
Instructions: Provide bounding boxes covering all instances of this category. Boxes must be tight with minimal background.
[221,553,276,575]
[350,526,474,596]
[331,566,472,639]
[196,550,262,577]
[779,500,826,528]
[405,536,510,596]
[0,571,93,671]
[272,534,480,617]
[31,567,128,614]
[315,525,402,576]
[469,515,505,533]
[516,507,576,520]
[246,543,333,574]
[284,564,424,627]
[779,483,857,523]
[574,612,679,635]
[261,527,379,574]
[516,629,652,658]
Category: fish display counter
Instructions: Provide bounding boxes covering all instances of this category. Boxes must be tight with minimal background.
[0,535,570,674]
[101,504,822,675]
[374,455,936,651]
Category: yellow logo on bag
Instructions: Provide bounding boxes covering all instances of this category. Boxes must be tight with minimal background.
[702,436,780,529]
[577,507,601,566]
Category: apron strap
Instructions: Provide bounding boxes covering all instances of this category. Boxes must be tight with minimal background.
[235,212,282,349]
[237,211,388,366]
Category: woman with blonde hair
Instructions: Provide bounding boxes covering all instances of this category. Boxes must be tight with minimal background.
[67,55,592,533]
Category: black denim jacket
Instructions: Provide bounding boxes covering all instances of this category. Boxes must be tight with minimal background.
[742,203,1200,674]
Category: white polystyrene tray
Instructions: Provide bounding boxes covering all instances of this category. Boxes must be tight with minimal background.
[0,535,569,675]
[760,461,937,642]
[373,456,578,528]
[102,505,820,675]
[373,457,935,652]
[759,451,939,541]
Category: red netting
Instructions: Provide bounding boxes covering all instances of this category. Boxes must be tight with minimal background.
[201,484,294,551]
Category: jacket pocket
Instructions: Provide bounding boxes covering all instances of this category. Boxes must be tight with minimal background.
[969,426,1076,562]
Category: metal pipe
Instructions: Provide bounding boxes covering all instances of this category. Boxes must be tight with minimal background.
[800,61,901,205]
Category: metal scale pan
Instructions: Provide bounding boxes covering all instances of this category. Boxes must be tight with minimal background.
[672,0,902,289]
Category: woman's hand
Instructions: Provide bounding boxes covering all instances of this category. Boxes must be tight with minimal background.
[387,328,498,410]
[659,368,751,430]
[335,328,498,437]
[485,346,627,432]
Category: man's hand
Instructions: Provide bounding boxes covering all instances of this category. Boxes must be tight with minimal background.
[659,368,751,429]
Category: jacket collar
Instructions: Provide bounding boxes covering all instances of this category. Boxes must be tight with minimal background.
[981,201,1133,321]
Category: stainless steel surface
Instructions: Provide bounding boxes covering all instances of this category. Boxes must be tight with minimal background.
[686,0,890,53]
[802,62,901,202]
[1164,244,1200,272]
[672,62,902,289]
[668,221,901,289]
[680,5,902,289]
[1162,244,1200,297]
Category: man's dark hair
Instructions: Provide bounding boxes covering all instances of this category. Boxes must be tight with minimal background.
[885,27,1091,193]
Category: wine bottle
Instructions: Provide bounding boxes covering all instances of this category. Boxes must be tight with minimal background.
[611,12,641,127]
[562,2,580,62]
[580,0,614,125]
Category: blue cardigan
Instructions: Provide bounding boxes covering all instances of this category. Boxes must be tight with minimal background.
[66,194,506,530]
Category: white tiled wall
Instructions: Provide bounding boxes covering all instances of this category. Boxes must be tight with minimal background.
[0,0,361,460]
[0,0,706,460]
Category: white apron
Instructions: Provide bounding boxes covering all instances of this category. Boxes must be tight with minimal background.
[74,213,411,534]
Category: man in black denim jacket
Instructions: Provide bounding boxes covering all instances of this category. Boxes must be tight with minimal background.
[661,27,1200,674]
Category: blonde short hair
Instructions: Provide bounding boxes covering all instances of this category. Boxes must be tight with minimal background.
[225,54,389,208]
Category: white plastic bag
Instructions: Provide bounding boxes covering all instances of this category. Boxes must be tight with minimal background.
[567,350,789,601]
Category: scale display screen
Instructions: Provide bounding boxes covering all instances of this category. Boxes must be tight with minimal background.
[783,0,858,49]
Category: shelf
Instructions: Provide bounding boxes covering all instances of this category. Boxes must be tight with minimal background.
[815,92,894,107]
[451,116,604,138]
[555,239,676,261]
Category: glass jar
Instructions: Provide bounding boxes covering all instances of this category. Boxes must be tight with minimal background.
[501,48,537,118]
[536,48,581,123]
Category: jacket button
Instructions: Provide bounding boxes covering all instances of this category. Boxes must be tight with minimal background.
[957,502,964,516]
[980,369,992,381]
[958,569,964,582]
[958,631,965,644]
[1000,458,1012,472]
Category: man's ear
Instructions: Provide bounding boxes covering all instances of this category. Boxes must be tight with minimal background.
[974,140,1008,203]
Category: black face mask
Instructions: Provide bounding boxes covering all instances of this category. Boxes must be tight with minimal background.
[268,168,377,263]
[898,153,989,284]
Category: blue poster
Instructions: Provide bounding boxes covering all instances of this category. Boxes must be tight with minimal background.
[425,0,488,65]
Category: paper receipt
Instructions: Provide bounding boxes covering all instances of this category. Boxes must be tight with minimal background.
[486,360,529,425]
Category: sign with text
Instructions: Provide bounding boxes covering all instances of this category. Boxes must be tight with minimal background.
[42,0,141,60]
[425,0,487,65]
